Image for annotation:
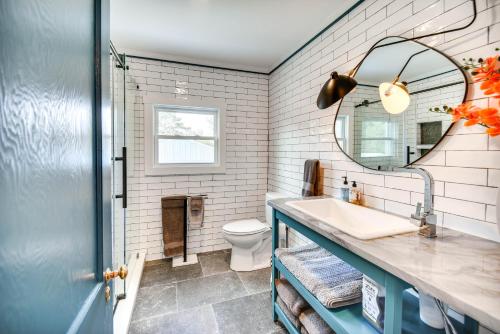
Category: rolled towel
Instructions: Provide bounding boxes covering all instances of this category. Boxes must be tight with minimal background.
[299,308,335,334]
[276,295,301,329]
[301,326,309,334]
[275,279,308,317]
[275,243,362,308]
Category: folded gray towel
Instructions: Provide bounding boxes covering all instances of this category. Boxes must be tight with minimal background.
[276,295,301,329]
[275,243,362,308]
[302,160,320,197]
[275,279,309,316]
[188,196,204,228]
[299,308,335,334]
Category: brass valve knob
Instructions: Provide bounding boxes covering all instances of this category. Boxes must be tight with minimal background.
[104,286,111,303]
[104,265,128,283]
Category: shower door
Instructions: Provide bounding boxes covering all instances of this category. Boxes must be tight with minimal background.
[111,45,128,307]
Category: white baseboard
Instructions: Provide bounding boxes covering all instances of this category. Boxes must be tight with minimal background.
[113,252,146,334]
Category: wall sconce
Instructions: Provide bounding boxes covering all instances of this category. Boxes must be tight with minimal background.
[316,0,477,110]
[316,71,357,109]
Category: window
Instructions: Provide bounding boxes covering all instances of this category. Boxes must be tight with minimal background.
[360,119,397,158]
[144,96,226,175]
[335,116,349,152]
[156,107,217,164]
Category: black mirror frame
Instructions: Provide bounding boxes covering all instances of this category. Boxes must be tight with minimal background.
[332,35,469,171]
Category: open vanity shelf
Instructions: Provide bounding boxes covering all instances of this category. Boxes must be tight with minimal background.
[271,209,479,334]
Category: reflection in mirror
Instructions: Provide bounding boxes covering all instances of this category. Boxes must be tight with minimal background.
[335,37,466,170]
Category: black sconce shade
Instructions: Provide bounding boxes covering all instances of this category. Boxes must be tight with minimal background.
[316,72,357,109]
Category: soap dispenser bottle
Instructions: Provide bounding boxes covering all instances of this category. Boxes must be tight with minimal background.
[340,176,349,202]
[350,181,362,205]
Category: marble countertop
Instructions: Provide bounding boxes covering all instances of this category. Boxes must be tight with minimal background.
[269,197,500,331]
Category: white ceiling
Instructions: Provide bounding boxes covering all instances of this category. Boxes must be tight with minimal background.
[110,0,359,73]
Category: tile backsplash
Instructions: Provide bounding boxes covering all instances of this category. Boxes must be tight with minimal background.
[268,0,500,242]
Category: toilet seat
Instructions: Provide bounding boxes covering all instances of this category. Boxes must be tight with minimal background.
[223,219,270,236]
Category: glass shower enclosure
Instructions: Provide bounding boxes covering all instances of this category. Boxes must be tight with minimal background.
[110,42,127,308]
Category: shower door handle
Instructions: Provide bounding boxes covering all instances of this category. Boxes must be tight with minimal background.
[121,147,127,209]
[113,147,128,208]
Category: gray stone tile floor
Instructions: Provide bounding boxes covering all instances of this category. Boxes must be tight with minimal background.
[129,250,286,334]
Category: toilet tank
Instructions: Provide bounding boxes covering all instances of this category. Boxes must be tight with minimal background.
[266,192,287,225]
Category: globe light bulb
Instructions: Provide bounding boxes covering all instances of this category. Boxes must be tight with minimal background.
[378,82,410,114]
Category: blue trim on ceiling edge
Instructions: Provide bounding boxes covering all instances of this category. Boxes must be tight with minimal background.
[269,0,366,74]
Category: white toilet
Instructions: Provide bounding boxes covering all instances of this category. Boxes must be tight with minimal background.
[223,192,286,271]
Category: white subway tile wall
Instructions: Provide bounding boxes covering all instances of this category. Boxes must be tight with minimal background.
[269,0,500,243]
[125,59,269,261]
[124,0,500,262]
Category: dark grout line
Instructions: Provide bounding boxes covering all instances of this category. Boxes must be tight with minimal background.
[209,304,222,334]
[199,259,206,276]
[130,309,178,325]
[235,271,251,295]
[210,290,271,308]
[175,284,179,315]
[141,267,234,289]
[138,281,176,290]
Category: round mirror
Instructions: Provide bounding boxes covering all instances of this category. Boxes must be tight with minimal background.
[334,36,467,171]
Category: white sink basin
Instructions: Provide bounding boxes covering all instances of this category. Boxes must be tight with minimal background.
[286,198,420,240]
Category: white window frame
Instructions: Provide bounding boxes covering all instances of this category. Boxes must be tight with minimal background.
[335,115,349,154]
[143,95,226,175]
[360,119,397,158]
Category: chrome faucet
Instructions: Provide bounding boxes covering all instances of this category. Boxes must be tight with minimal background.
[392,167,437,238]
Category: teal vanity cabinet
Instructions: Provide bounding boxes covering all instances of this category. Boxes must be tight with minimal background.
[270,208,480,334]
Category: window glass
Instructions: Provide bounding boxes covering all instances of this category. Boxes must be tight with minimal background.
[158,139,215,164]
[360,119,396,158]
[154,106,219,165]
[361,140,394,157]
[335,118,344,136]
[335,116,347,151]
[361,120,393,137]
[157,108,216,137]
